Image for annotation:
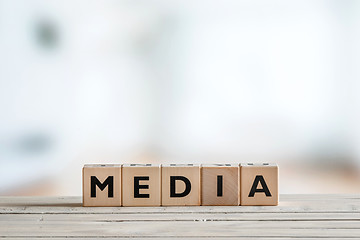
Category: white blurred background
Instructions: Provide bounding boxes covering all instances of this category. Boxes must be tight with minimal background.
[1,0,360,196]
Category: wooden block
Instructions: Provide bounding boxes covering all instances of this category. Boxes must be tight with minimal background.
[201,164,240,206]
[122,164,161,206]
[240,163,278,206]
[161,164,200,206]
[82,164,122,207]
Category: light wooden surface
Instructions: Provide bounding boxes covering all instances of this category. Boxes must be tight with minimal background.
[0,195,359,239]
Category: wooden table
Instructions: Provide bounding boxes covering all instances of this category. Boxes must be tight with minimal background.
[0,195,359,239]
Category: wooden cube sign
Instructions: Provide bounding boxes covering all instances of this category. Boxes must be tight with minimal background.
[161,164,200,206]
[240,163,278,206]
[201,164,240,206]
[82,164,122,207]
[83,163,278,206]
[122,164,161,206]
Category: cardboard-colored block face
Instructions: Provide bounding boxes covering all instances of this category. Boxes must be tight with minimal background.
[122,164,161,206]
[240,163,278,206]
[201,164,240,206]
[161,164,200,206]
[83,164,122,207]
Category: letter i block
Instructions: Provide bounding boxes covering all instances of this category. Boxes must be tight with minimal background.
[82,164,122,207]
[201,164,240,206]
[122,164,161,206]
[161,164,200,206]
[240,163,278,206]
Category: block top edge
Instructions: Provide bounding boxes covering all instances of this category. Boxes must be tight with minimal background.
[122,163,160,167]
[201,163,239,167]
[240,163,278,167]
[161,163,200,167]
[84,164,122,168]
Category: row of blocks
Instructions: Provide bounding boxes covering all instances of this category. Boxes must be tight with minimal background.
[83,163,278,206]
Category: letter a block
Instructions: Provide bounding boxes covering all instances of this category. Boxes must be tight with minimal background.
[82,164,122,207]
[240,163,278,206]
[161,164,200,206]
[201,164,240,206]
[122,164,161,206]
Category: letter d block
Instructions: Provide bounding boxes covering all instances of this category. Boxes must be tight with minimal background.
[161,164,200,206]
[201,164,240,206]
[83,164,122,207]
[122,164,161,206]
[240,163,278,206]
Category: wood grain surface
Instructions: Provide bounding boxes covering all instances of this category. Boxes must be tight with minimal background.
[0,195,359,239]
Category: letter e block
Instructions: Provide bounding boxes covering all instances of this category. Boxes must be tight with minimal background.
[161,164,200,206]
[83,164,122,207]
[240,163,278,206]
[201,164,240,206]
[122,164,161,206]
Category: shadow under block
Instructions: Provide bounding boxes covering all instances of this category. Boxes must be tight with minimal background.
[161,164,200,206]
[240,163,278,206]
[122,164,161,206]
[82,164,122,207]
[201,164,240,206]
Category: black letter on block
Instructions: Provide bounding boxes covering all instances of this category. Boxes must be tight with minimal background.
[248,175,271,197]
[217,175,223,197]
[170,176,191,197]
[91,176,114,198]
[134,176,150,198]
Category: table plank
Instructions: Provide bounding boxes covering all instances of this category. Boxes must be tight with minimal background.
[1,212,360,221]
[0,195,359,239]
[1,195,360,214]
[1,221,360,237]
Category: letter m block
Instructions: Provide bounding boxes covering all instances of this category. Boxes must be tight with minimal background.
[83,164,122,207]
